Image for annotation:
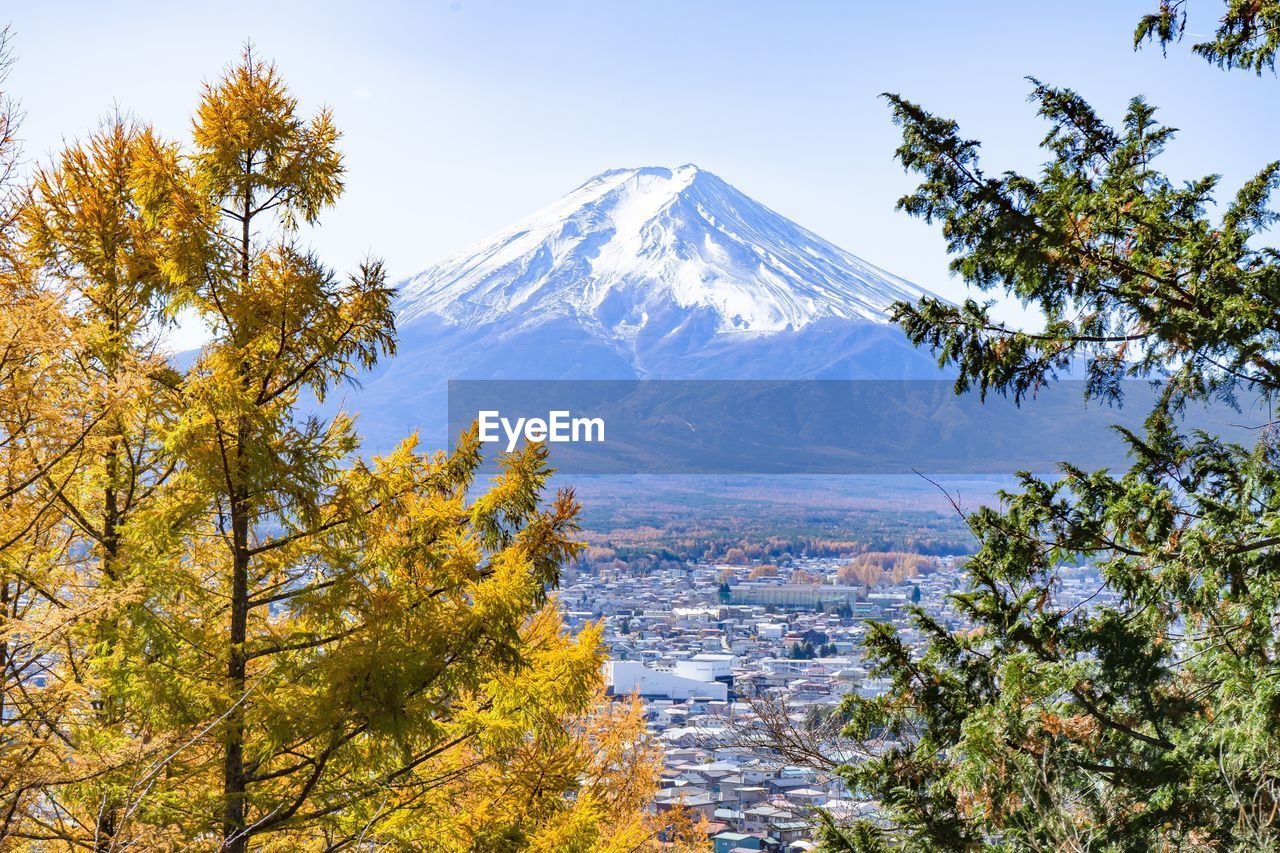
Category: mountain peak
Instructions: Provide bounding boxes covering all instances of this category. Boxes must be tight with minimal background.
[578,163,702,182]
[567,163,700,201]
[396,165,937,336]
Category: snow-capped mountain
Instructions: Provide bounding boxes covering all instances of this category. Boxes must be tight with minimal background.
[341,165,948,447]
[397,164,933,341]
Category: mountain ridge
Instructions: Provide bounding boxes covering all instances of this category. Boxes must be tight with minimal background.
[338,165,948,447]
[396,164,939,341]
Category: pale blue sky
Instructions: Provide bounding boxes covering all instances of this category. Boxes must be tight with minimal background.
[7,1,1276,337]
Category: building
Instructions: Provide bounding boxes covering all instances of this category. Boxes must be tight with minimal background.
[728,583,862,610]
[604,659,729,701]
[675,653,735,695]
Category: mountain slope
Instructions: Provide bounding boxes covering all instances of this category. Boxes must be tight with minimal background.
[397,164,934,343]
[341,165,948,448]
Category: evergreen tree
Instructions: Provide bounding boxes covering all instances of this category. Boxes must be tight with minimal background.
[825,5,1280,850]
[789,641,817,661]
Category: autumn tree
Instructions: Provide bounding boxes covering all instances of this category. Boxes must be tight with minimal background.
[836,552,936,588]
[0,45,693,853]
[836,563,877,588]
[825,4,1280,850]
[0,28,153,848]
[791,568,823,584]
[0,25,89,842]
[12,113,185,851]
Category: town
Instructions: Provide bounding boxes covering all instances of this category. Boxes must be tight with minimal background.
[559,553,1118,851]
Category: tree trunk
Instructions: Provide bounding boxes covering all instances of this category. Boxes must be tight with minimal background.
[222,478,249,853]
[94,432,121,853]
[221,165,255,853]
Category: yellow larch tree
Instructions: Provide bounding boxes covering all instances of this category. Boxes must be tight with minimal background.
[0,41,706,853]
[16,113,187,850]
[129,47,701,852]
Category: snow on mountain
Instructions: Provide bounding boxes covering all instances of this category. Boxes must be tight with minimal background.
[335,165,948,448]
[396,164,936,338]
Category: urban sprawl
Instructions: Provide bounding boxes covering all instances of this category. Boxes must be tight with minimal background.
[559,555,1117,851]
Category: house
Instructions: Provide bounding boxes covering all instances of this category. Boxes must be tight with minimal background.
[713,832,765,853]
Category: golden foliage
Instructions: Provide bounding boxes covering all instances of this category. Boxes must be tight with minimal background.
[836,551,939,586]
[0,44,688,853]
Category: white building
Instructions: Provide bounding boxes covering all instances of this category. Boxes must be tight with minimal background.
[605,659,729,701]
[674,653,733,682]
